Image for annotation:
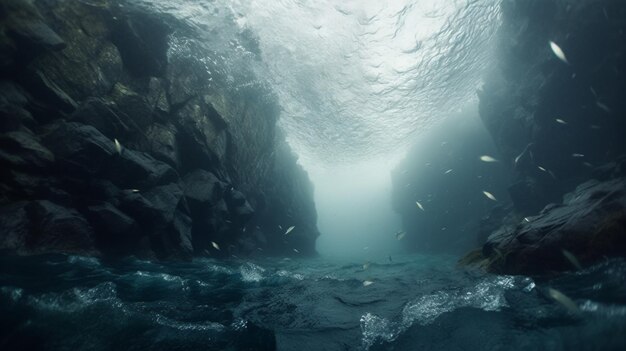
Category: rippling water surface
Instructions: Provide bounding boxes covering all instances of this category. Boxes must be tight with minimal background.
[2,254,625,350]
[132,0,501,165]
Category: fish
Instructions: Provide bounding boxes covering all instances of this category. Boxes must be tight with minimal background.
[547,287,580,313]
[415,201,425,211]
[363,261,370,270]
[284,226,295,235]
[523,217,530,223]
[549,41,569,64]
[572,153,584,158]
[211,241,220,250]
[114,138,122,154]
[538,166,547,172]
[395,231,406,240]
[482,191,497,201]
[293,248,300,253]
[362,280,374,287]
[562,249,583,270]
[555,118,567,125]
[444,169,453,174]
[596,101,611,113]
[242,227,246,232]
[479,155,498,162]
[278,225,283,230]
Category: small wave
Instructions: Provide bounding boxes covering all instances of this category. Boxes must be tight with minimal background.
[154,314,225,332]
[0,286,24,302]
[360,275,533,349]
[27,282,120,313]
[580,300,626,317]
[67,255,101,266]
[240,263,265,282]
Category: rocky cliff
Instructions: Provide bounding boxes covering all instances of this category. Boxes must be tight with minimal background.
[0,0,319,260]
[467,0,626,274]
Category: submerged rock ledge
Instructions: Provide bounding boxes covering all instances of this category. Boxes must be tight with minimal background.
[463,0,626,275]
[0,0,319,259]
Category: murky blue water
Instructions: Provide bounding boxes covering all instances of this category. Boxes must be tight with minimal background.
[2,253,625,350]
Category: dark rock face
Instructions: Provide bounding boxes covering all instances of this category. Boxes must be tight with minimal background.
[483,175,626,275]
[479,0,626,215]
[0,0,318,259]
[469,0,626,274]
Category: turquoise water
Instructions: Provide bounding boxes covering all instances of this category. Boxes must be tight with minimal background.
[1,253,625,350]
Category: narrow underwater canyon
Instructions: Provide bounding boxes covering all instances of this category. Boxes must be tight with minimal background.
[1,0,625,350]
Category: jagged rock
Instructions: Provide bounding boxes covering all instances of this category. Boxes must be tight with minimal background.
[0,202,30,251]
[87,202,139,255]
[0,0,320,259]
[183,170,224,204]
[142,183,193,259]
[41,121,116,176]
[175,98,229,172]
[71,98,132,140]
[0,0,65,71]
[146,77,169,114]
[25,200,96,255]
[28,1,124,100]
[109,83,154,132]
[483,177,626,275]
[479,0,626,215]
[182,170,226,252]
[0,129,54,169]
[145,122,179,168]
[108,148,179,189]
[22,69,77,114]
[108,8,170,77]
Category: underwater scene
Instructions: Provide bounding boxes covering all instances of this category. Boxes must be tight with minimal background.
[1,0,625,350]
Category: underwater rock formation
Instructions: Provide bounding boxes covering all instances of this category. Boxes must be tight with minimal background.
[479,0,626,214]
[0,0,318,259]
[471,0,626,274]
[482,159,626,275]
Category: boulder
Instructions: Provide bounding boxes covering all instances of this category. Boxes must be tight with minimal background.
[25,200,96,255]
[107,148,179,189]
[71,98,132,140]
[41,121,117,176]
[0,129,54,169]
[142,183,193,259]
[145,122,179,168]
[183,170,224,205]
[108,9,171,77]
[0,0,65,71]
[87,202,139,255]
[483,178,626,275]
[0,202,30,252]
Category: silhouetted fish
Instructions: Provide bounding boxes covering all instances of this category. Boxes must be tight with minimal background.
[479,155,498,162]
[415,201,425,211]
[482,191,497,201]
[547,287,580,313]
[549,41,569,64]
[114,138,122,154]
